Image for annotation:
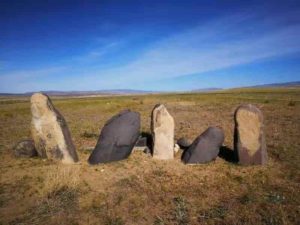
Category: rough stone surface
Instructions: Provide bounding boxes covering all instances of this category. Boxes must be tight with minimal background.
[177,137,192,149]
[13,139,38,158]
[182,127,224,164]
[88,109,140,164]
[31,93,78,164]
[133,146,147,151]
[133,136,147,151]
[151,104,174,160]
[234,104,267,165]
[174,144,180,153]
[135,136,147,147]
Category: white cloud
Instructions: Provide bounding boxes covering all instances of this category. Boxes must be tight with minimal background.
[70,40,123,63]
[77,15,300,88]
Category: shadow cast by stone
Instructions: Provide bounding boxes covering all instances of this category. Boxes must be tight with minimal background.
[218,146,238,163]
[140,131,153,153]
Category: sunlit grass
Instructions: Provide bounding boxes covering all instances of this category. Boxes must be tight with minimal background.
[0,88,299,224]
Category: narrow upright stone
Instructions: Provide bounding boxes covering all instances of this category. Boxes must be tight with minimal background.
[31,93,78,164]
[151,104,174,160]
[234,104,267,165]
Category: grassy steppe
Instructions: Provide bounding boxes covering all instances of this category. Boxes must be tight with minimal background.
[0,88,299,225]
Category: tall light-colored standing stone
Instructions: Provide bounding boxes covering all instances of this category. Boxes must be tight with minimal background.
[151,104,174,159]
[31,93,78,164]
[234,104,267,165]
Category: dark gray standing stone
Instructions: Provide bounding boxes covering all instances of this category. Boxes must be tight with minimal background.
[88,109,140,164]
[182,127,224,164]
[13,139,38,158]
[177,137,192,149]
[234,104,267,165]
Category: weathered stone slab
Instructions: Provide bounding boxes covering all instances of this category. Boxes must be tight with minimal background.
[151,104,174,160]
[88,109,140,164]
[182,127,224,164]
[135,136,147,147]
[13,139,38,158]
[31,93,78,164]
[133,136,149,152]
[177,137,192,149]
[234,104,267,165]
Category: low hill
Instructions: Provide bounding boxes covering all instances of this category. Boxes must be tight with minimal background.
[0,81,299,96]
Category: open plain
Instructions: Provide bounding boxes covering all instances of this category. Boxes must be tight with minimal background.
[0,88,299,225]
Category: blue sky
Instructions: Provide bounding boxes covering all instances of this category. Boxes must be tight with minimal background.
[0,0,300,93]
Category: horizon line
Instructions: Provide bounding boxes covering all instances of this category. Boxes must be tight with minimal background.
[1,80,299,95]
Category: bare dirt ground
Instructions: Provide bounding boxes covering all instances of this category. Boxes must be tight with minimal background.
[0,88,299,225]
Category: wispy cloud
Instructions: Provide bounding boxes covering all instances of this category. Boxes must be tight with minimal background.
[72,13,300,88]
[70,40,122,63]
[1,12,300,92]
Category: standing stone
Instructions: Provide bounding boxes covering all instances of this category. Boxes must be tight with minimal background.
[151,104,174,160]
[31,93,78,164]
[234,104,267,165]
[182,127,224,164]
[13,139,38,158]
[88,109,140,164]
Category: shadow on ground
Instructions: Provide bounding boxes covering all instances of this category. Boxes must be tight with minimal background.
[218,146,238,163]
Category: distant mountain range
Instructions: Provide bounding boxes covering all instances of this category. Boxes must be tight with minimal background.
[190,88,223,93]
[0,89,156,97]
[244,81,300,88]
[0,81,299,96]
[191,81,300,93]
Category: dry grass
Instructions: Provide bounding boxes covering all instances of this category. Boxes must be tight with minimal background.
[41,165,81,197]
[3,166,82,225]
[0,88,300,225]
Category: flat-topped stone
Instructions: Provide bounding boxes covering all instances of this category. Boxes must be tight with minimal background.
[234,104,267,165]
[151,104,174,160]
[135,136,147,147]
